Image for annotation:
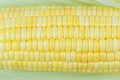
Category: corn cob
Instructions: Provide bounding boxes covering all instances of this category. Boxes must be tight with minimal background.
[0,6,120,72]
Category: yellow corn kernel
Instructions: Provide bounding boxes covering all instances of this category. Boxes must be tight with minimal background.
[115,52,120,61]
[61,52,66,61]
[14,51,19,61]
[48,62,53,72]
[100,39,105,52]
[76,39,82,52]
[94,53,99,62]
[100,27,105,39]
[106,39,113,52]
[55,53,60,61]
[88,52,93,62]
[117,27,120,38]
[100,52,106,61]
[113,39,119,52]
[66,52,71,62]
[27,61,32,71]
[38,40,44,51]
[82,53,87,62]
[93,40,99,52]
[107,53,114,62]
[85,27,90,39]
[83,40,88,52]
[76,53,81,62]
[7,61,12,69]
[112,27,117,38]
[66,39,71,51]
[90,27,94,39]
[5,42,12,51]
[71,52,76,61]
[68,62,73,72]
[88,39,93,52]
[4,52,8,60]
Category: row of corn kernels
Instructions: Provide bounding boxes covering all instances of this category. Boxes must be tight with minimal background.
[0,51,120,62]
[0,39,120,52]
[0,16,120,27]
[0,61,120,72]
[0,6,120,20]
[0,27,120,41]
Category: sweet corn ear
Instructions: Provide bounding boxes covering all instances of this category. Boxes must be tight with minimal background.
[0,6,120,72]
